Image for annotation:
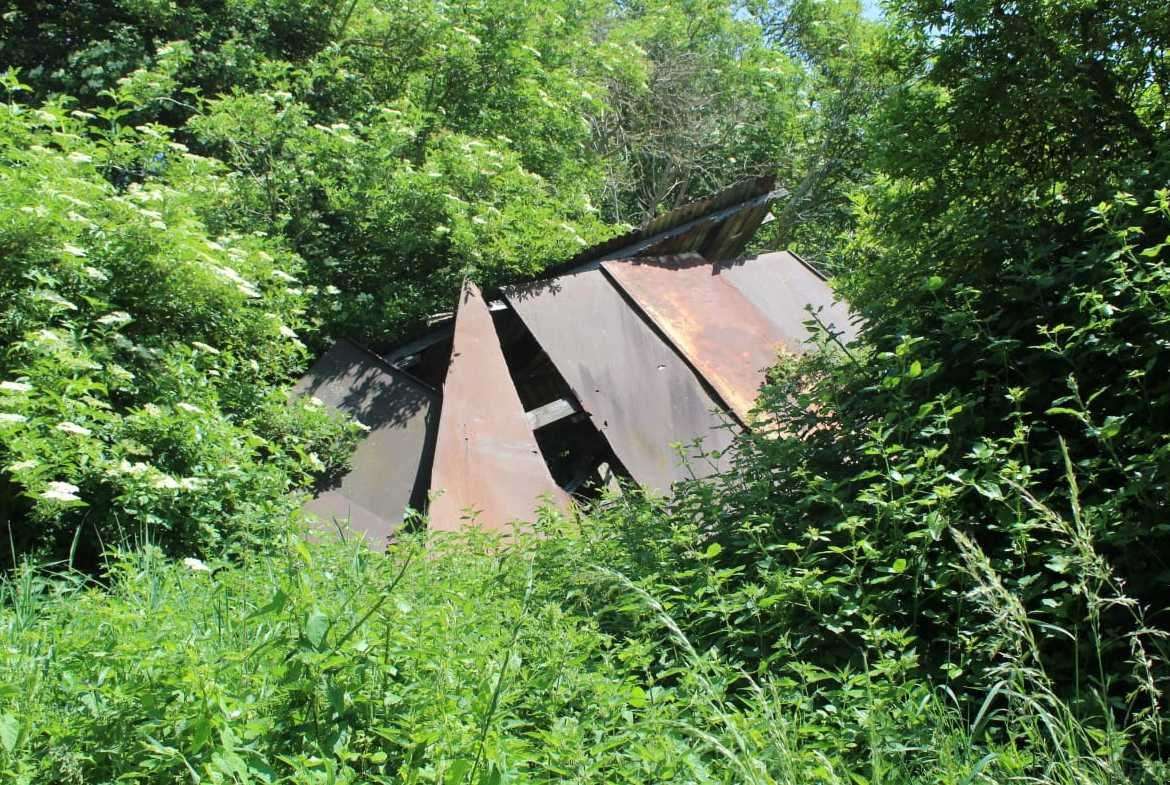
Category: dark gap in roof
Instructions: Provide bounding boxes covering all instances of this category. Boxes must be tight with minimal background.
[394,335,451,390]
[491,306,630,500]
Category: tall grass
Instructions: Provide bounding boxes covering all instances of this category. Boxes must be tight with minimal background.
[1,507,1165,783]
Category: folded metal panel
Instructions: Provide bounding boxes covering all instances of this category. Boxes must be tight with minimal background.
[718,251,858,348]
[428,281,568,532]
[506,270,737,493]
[601,254,786,423]
[292,340,438,549]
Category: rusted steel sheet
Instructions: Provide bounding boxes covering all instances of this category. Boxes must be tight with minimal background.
[428,281,569,532]
[601,254,787,423]
[718,251,858,347]
[506,270,738,493]
[292,339,438,549]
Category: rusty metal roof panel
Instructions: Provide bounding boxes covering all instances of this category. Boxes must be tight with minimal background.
[718,251,858,347]
[601,254,789,423]
[292,339,438,549]
[428,281,569,532]
[505,269,738,493]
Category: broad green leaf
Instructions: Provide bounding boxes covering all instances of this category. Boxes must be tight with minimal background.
[305,610,329,649]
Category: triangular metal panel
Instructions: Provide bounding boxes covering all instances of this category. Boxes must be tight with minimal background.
[428,281,568,532]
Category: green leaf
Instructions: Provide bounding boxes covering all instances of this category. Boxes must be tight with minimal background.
[0,714,19,753]
[445,758,473,785]
[925,275,944,291]
[247,589,287,621]
[305,610,329,649]
[891,558,908,574]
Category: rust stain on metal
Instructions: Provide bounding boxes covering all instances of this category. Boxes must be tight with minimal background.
[506,269,738,494]
[718,251,857,347]
[601,254,788,423]
[428,281,568,532]
[292,340,438,549]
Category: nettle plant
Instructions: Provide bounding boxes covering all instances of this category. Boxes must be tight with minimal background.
[0,74,360,568]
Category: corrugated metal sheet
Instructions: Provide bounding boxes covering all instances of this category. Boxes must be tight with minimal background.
[718,251,858,347]
[291,340,438,549]
[545,176,781,277]
[506,270,738,493]
[601,254,787,423]
[428,281,569,532]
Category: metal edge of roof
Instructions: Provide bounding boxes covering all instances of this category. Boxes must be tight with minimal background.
[536,175,782,280]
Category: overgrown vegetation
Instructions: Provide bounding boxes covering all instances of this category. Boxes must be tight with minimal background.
[3,0,1170,783]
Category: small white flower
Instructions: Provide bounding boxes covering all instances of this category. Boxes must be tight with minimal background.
[279,325,298,339]
[324,285,341,295]
[178,477,204,491]
[304,396,325,408]
[6,459,38,472]
[56,421,92,436]
[0,381,32,393]
[114,460,150,476]
[191,341,220,355]
[143,403,162,417]
[67,152,93,164]
[0,413,28,424]
[150,220,167,230]
[97,311,132,326]
[176,402,202,414]
[83,266,109,281]
[271,269,297,283]
[182,557,210,572]
[61,244,87,258]
[42,481,81,502]
[152,474,180,490]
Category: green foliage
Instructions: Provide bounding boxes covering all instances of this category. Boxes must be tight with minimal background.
[3,1,1169,784]
[0,76,361,566]
[519,3,1170,780]
[0,528,1089,785]
[1,0,881,344]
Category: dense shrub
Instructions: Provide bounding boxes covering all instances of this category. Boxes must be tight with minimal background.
[0,76,360,566]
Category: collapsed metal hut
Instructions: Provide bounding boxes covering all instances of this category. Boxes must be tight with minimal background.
[294,176,856,547]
